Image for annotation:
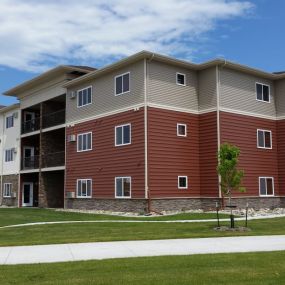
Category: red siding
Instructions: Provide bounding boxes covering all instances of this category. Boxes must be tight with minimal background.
[199,112,219,197]
[148,107,200,197]
[277,120,285,195]
[66,109,145,198]
[220,112,279,196]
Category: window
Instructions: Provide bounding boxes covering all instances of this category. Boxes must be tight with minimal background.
[6,116,14,129]
[3,183,12,198]
[178,176,188,189]
[257,129,272,149]
[5,149,14,162]
[115,124,131,146]
[77,86,92,107]
[177,123,187,137]
[176,73,186,86]
[77,179,92,198]
[259,177,274,196]
[77,132,92,152]
[115,177,131,198]
[256,83,270,102]
[115,72,130,95]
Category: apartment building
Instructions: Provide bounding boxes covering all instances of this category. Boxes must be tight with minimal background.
[3,51,285,212]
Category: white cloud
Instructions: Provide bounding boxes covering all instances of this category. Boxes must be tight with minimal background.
[0,0,253,72]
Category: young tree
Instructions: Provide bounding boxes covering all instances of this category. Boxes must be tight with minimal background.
[217,143,246,228]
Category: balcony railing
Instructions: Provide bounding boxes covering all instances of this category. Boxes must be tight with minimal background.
[21,151,65,170]
[21,109,65,134]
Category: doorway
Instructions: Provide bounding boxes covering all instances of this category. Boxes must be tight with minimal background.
[22,182,33,207]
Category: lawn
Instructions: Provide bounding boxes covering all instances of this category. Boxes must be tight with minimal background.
[0,208,284,246]
[0,251,284,285]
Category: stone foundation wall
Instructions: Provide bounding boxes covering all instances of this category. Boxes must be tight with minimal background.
[1,174,19,207]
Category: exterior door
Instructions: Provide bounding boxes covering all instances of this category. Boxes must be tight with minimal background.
[23,147,34,169]
[22,182,33,207]
[24,112,35,132]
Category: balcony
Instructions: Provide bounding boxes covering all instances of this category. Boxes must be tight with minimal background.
[22,117,40,134]
[22,155,40,170]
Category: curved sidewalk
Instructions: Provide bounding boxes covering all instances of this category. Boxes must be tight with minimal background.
[1,235,285,265]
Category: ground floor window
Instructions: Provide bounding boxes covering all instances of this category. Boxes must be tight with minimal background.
[3,183,12,197]
[178,176,188,189]
[259,177,274,196]
[77,179,92,198]
[115,177,131,198]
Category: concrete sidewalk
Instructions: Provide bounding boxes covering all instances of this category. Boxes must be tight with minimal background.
[1,235,285,265]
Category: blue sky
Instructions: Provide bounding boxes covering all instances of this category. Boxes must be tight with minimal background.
[0,0,284,106]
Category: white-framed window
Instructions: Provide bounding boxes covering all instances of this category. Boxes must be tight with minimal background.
[178,176,188,189]
[5,149,14,162]
[256,83,270,103]
[6,116,14,129]
[77,179,92,198]
[176,73,186,86]
[257,129,272,149]
[115,124,131,146]
[259,177,274,196]
[115,177,131,198]
[115,72,130,96]
[77,132,92,152]
[3,183,12,198]
[177,123,187,137]
[77,86,92,107]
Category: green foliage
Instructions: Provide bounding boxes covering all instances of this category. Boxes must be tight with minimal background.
[217,143,246,196]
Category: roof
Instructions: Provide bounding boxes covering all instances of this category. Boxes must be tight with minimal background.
[0,105,6,109]
[4,65,95,97]
[0,103,20,113]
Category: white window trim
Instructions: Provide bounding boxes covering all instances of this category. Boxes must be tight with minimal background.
[115,176,132,198]
[5,149,14,162]
[77,86,93,108]
[176,72,186,86]
[77,132,93,152]
[76,179,92,198]
[6,115,14,129]
[178,176,188,189]
[259,177,274,197]
[3,183,12,198]
[257,129,272,149]
[177,123,187,137]
[114,72,130,96]
[115,123,132,146]
[256,82,271,103]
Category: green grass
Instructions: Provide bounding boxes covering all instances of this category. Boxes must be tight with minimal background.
[0,208,231,227]
[1,251,285,285]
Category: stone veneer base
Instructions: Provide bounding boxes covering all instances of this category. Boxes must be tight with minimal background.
[1,174,19,207]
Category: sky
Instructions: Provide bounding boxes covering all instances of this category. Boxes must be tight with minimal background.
[0,0,284,106]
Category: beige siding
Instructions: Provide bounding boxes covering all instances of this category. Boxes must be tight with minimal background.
[66,60,145,123]
[275,79,285,117]
[147,60,198,111]
[220,68,276,117]
[198,67,217,111]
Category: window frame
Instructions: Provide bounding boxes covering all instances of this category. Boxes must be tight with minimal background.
[259,177,274,197]
[5,149,14,162]
[77,86,92,108]
[177,123,187,137]
[6,115,14,129]
[178,176,188,189]
[115,176,132,198]
[76,179,92,198]
[256,82,270,103]
[257,129,272,149]
[176,72,186,86]
[114,72,130,96]
[115,123,131,146]
[3,183,12,198]
[77,132,92,152]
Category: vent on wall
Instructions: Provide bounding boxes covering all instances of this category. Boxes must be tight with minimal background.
[13,112,18,118]
[69,91,76,99]
[67,134,76,142]
[66,192,75,198]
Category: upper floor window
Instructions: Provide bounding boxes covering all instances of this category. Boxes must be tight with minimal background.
[77,179,92,198]
[178,176,188,189]
[115,176,131,198]
[259,177,274,196]
[256,83,270,103]
[77,132,92,152]
[3,183,12,198]
[115,124,131,146]
[177,123,187,137]
[77,86,92,107]
[257,129,272,149]
[5,149,14,162]
[115,72,130,95]
[176,73,186,86]
[6,115,14,129]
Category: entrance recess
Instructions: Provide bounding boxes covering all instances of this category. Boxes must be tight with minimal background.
[22,182,33,207]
